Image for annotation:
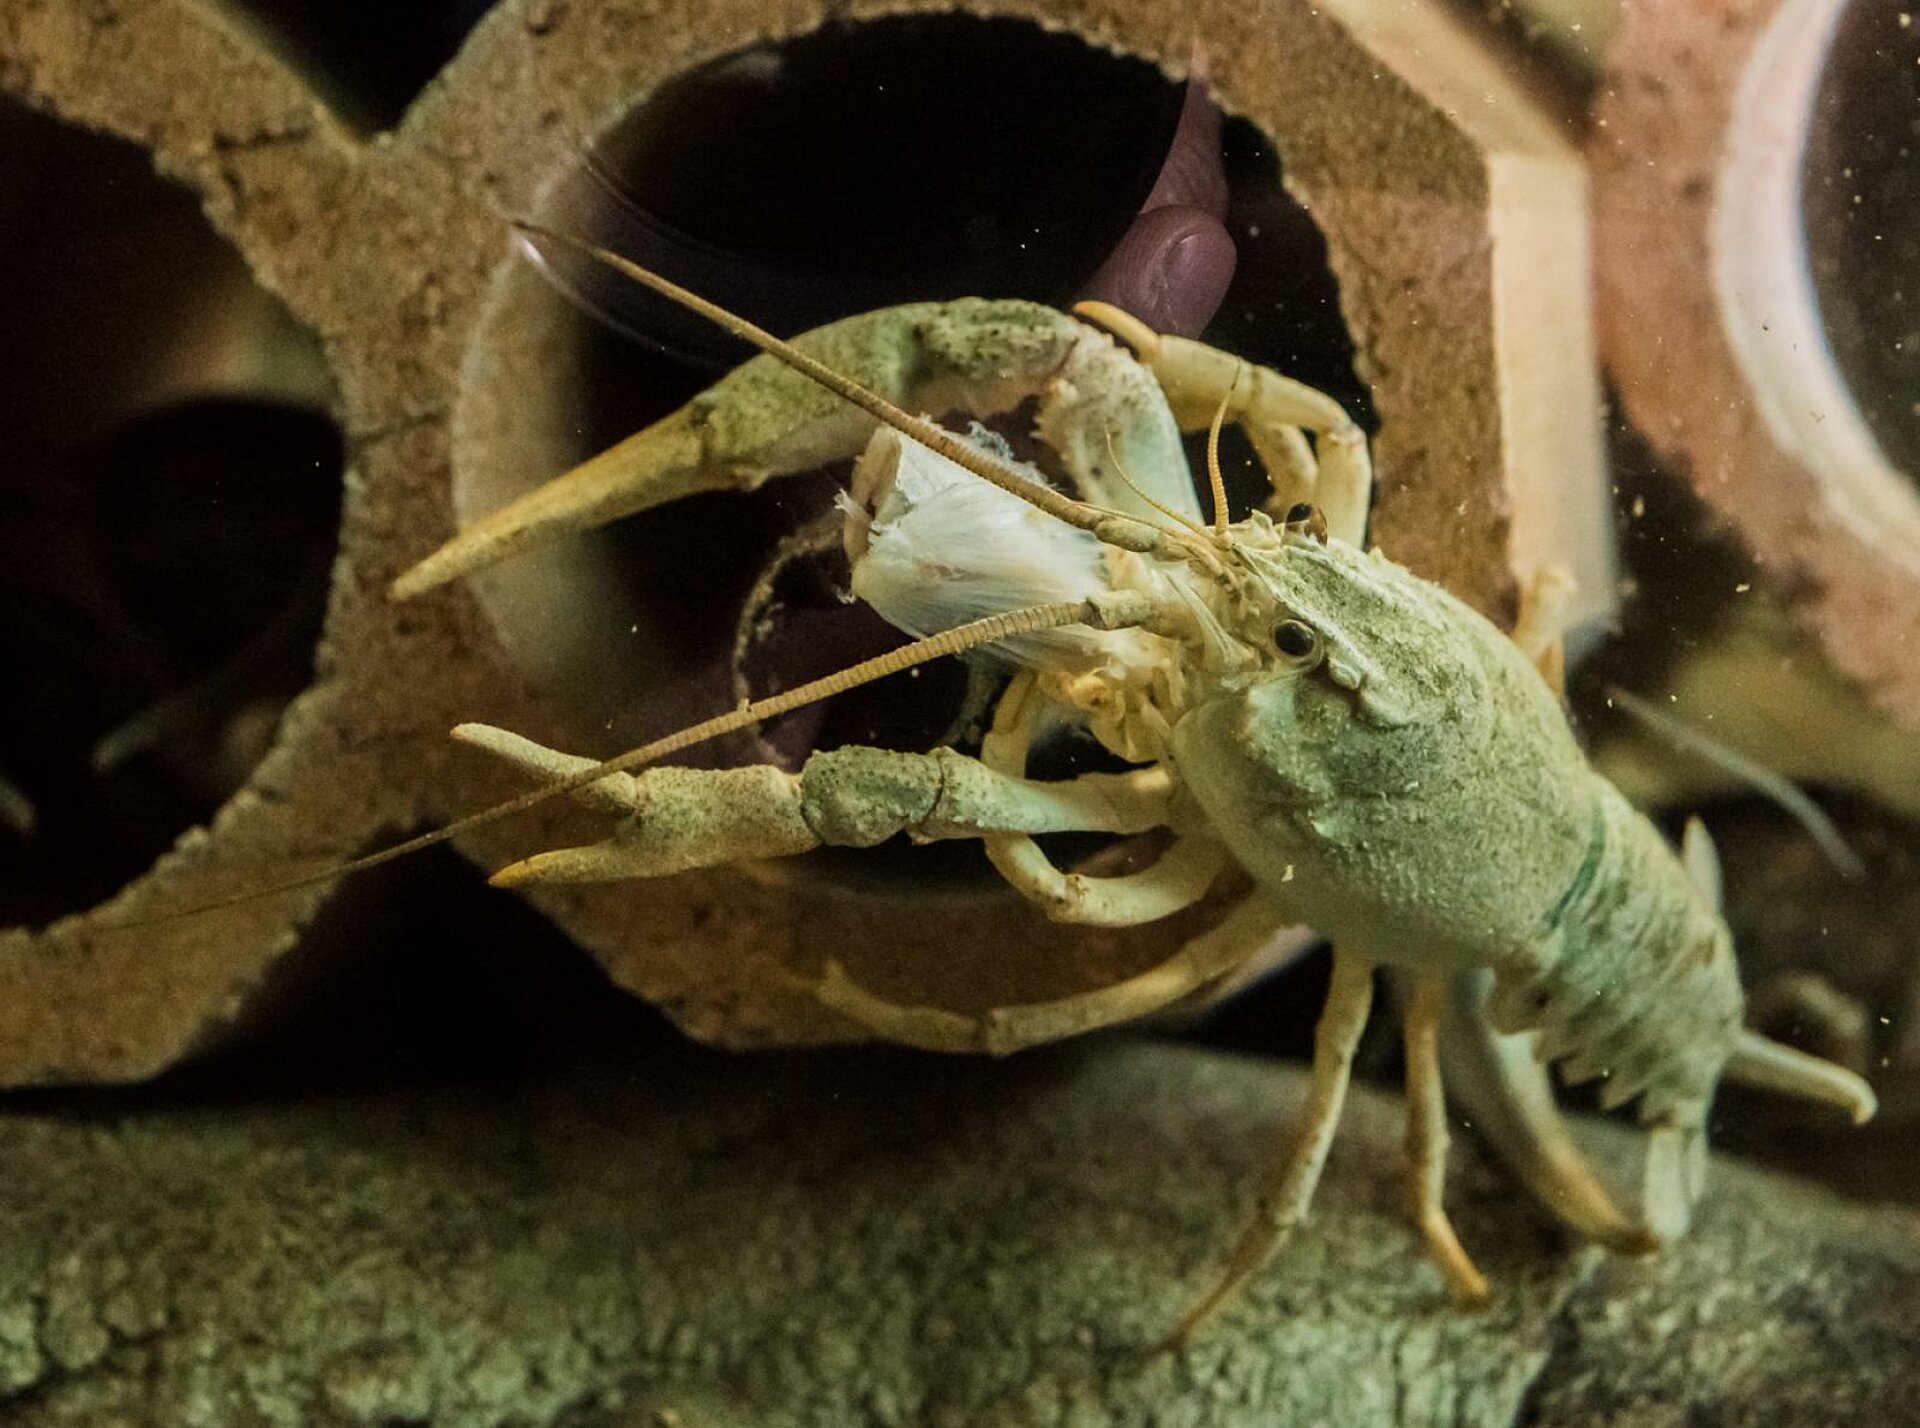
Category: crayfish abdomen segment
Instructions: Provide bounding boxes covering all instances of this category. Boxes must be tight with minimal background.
[1491,781,1746,1124]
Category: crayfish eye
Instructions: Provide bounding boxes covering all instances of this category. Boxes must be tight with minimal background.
[1273,619,1319,660]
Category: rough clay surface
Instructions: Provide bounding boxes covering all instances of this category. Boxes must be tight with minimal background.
[2,1037,1914,1428]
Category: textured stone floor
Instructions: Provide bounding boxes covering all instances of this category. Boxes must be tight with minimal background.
[3,1003,1915,1427]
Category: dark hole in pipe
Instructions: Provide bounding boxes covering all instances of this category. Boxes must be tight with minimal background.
[533,15,1185,372]
[1803,0,1920,482]
[210,0,498,134]
[180,847,674,1099]
[0,100,342,929]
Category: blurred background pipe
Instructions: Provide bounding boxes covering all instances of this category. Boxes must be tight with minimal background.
[1585,0,1920,815]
